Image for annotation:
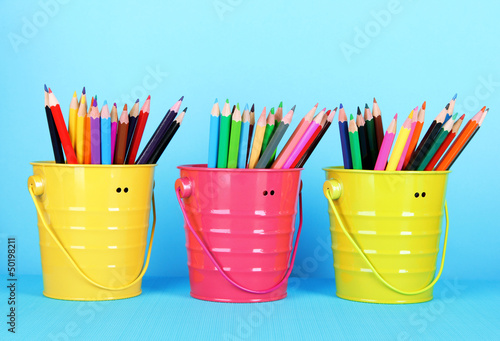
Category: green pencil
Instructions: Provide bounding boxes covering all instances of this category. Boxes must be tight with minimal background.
[417,114,455,171]
[348,114,362,169]
[227,103,242,168]
[260,107,276,156]
[217,99,231,168]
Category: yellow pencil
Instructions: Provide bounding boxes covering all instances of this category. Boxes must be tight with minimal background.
[75,87,87,164]
[386,112,412,171]
[68,91,79,151]
[248,107,267,169]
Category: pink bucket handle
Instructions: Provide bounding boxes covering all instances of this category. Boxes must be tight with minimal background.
[175,179,303,295]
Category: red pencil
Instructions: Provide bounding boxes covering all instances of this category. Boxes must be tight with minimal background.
[126,96,151,164]
[48,89,78,164]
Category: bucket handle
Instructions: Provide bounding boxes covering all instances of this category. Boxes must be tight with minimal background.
[28,175,156,291]
[323,179,449,296]
[175,179,303,295]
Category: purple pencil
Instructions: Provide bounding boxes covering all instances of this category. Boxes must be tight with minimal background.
[90,98,101,164]
[136,96,184,164]
[110,103,118,164]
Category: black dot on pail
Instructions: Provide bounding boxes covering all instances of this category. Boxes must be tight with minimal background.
[422,192,426,198]
[414,192,419,198]
[124,187,129,193]
[263,191,268,196]
[270,190,275,196]
[116,187,122,193]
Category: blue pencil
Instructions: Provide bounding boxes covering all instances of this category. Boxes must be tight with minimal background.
[208,99,220,168]
[338,104,353,169]
[443,93,457,125]
[100,101,111,164]
[237,104,250,168]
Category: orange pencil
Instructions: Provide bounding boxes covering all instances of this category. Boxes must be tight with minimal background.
[435,107,485,170]
[403,101,425,168]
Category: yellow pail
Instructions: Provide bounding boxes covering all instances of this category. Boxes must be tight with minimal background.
[28,162,156,301]
[323,167,450,304]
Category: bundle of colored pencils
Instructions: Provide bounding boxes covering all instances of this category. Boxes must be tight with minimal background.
[43,85,186,165]
[338,95,488,171]
[207,99,336,169]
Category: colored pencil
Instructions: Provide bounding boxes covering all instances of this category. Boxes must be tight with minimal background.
[348,114,362,170]
[246,104,255,167]
[127,96,151,164]
[75,87,86,164]
[237,104,250,169]
[356,107,369,169]
[260,107,276,157]
[272,103,317,168]
[148,108,187,164]
[386,113,412,171]
[406,103,448,170]
[227,104,242,168]
[424,114,465,171]
[84,97,93,164]
[48,89,78,164]
[417,115,455,171]
[436,108,485,170]
[125,99,140,161]
[283,108,326,169]
[44,85,64,163]
[288,108,328,169]
[217,99,232,168]
[207,99,220,168]
[90,98,101,164]
[248,107,267,169]
[275,102,283,129]
[256,106,295,169]
[110,103,118,164]
[114,104,129,164]
[296,107,336,168]
[373,98,384,150]
[100,101,111,165]
[374,114,397,170]
[136,96,183,164]
[448,109,488,169]
[364,103,378,169]
[396,107,417,171]
[68,91,78,152]
[338,103,352,169]
[403,102,425,169]
[444,94,457,124]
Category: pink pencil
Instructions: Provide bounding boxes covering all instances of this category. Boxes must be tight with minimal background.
[90,98,101,164]
[374,114,397,170]
[396,106,418,170]
[282,108,326,169]
[110,103,118,163]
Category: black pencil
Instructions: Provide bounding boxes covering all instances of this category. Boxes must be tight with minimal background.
[356,107,370,169]
[44,84,64,163]
[148,107,187,164]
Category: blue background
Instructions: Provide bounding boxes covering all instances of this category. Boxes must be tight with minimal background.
[1,0,499,339]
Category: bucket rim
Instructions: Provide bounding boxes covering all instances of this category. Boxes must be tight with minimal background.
[322,166,451,175]
[31,161,157,168]
[178,164,303,172]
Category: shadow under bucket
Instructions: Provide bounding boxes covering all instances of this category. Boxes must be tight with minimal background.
[323,167,450,304]
[175,164,303,303]
[28,162,156,301]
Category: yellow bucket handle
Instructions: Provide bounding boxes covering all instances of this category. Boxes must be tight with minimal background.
[323,179,449,296]
[28,175,156,291]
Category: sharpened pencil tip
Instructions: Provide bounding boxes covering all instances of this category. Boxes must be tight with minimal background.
[322,108,326,112]
[445,103,450,109]
[460,114,465,119]
[291,105,296,112]
[357,107,362,115]
[452,113,458,120]
[225,99,229,103]
[48,88,52,94]
[244,103,249,111]
[481,106,486,111]
[93,98,97,107]
[270,107,275,115]
[339,103,343,109]
[113,103,117,107]
[373,97,377,103]
[44,84,48,92]
[314,103,318,108]
[365,103,369,109]
[279,101,283,108]
[82,86,86,95]
[350,114,354,120]
[422,101,426,110]
[214,98,218,104]
[94,95,97,102]
[73,91,77,97]
[179,96,184,101]
[251,104,255,112]
[237,103,240,110]
[123,104,127,110]
[135,99,139,103]
[452,93,457,100]
[333,107,338,112]
[394,113,398,119]
[183,107,188,112]
[103,100,107,106]
[147,95,151,100]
